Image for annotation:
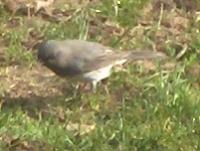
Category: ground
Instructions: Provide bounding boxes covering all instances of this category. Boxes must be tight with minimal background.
[0,0,200,150]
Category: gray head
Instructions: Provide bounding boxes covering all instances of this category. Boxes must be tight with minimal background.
[37,40,66,76]
[37,40,57,62]
[37,40,85,77]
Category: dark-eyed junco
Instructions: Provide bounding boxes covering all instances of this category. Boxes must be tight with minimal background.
[37,39,166,91]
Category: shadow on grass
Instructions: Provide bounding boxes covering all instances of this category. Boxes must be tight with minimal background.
[1,85,82,118]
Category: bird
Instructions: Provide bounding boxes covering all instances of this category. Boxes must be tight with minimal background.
[37,39,166,92]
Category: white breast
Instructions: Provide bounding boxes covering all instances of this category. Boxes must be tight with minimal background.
[83,65,113,82]
[83,58,127,82]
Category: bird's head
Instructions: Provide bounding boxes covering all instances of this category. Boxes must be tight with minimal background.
[37,40,58,64]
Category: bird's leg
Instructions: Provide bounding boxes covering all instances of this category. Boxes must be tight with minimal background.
[79,81,98,93]
[101,79,110,95]
[114,64,128,72]
[91,81,97,93]
[27,6,31,19]
[78,82,92,92]
[74,83,80,91]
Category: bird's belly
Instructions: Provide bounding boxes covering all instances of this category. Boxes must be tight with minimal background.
[83,65,113,82]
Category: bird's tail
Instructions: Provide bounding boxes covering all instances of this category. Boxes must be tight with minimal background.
[126,51,167,61]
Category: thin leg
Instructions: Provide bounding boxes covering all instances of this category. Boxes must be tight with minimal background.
[79,82,92,93]
[91,81,97,93]
[104,84,110,95]
[74,83,80,91]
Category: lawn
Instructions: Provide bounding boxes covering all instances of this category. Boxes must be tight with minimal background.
[0,0,200,150]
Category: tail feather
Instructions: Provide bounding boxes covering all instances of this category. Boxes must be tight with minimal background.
[127,51,167,61]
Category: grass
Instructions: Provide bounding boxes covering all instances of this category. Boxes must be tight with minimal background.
[0,0,200,150]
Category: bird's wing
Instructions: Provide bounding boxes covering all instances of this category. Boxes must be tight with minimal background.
[61,40,129,73]
[81,51,129,72]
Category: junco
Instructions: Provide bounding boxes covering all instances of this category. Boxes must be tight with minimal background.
[37,39,166,91]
